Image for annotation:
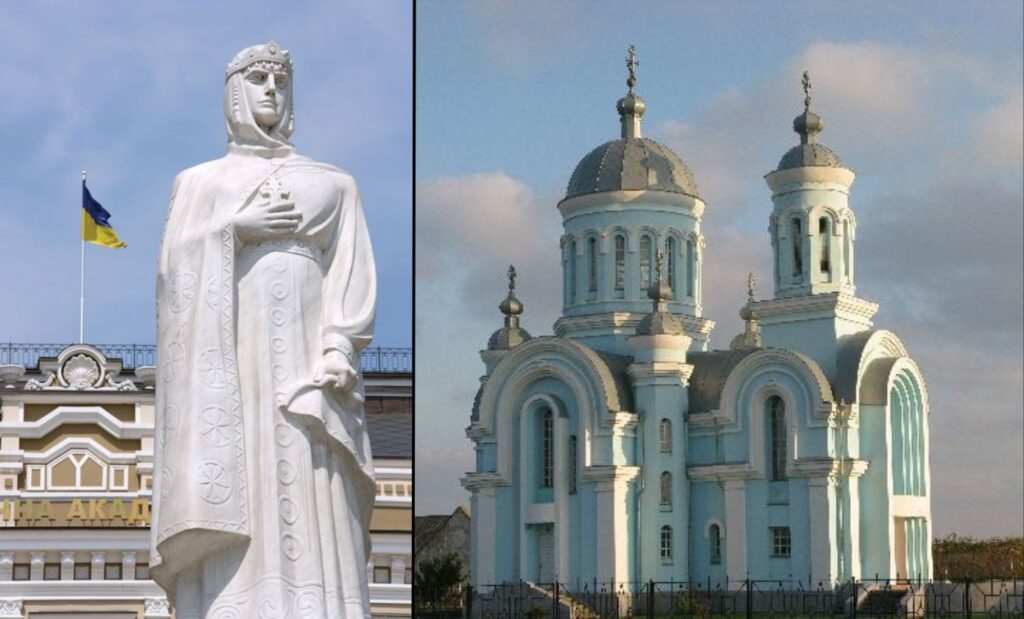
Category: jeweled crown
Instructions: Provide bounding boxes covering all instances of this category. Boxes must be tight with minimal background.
[225,41,292,80]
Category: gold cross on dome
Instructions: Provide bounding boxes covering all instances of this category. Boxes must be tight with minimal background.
[747,272,757,301]
[507,265,517,291]
[626,45,639,93]
[802,70,812,111]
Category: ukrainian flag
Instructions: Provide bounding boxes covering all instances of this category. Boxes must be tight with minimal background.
[82,180,127,248]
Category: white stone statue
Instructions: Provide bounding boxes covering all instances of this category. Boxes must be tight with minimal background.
[151,41,376,618]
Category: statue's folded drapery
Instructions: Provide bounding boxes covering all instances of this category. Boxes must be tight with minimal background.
[151,147,377,617]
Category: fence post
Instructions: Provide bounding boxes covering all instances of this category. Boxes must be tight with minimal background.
[746,578,753,619]
[851,577,856,618]
[647,579,654,619]
[464,584,472,619]
[964,576,971,616]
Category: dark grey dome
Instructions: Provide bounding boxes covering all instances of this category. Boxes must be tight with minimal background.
[777,142,843,170]
[565,138,700,201]
[487,325,531,350]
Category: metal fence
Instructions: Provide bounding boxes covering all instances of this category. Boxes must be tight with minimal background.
[0,343,412,373]
[423,578,1024,618]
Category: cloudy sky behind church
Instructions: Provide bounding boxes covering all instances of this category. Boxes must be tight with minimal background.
[0,2,411,346]
[416,1,1023,537]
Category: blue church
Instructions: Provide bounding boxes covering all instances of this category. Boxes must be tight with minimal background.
[462,53,933,588]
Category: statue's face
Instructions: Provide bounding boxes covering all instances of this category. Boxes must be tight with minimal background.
[242,63,290,129]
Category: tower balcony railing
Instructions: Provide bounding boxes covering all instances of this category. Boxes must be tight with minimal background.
[0,343,411,374]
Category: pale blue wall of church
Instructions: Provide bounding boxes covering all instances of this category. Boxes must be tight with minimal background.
[858,404,891,578]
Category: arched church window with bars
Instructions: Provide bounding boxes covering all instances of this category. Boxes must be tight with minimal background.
[686,239,694,297]
[587,237,597,293]
[569,239,577,301]
[891,370,926,496]
[659,418,672,454]
[768,396,787,481]
[819,217,831,277]
[639,235,653,289]
[660,471,672,509]
[709,523,722,564]
[665,237,677,297]
[660,526,673,563]
[541,409,553,488]
[791,218,803,278]
[614,234,626,292]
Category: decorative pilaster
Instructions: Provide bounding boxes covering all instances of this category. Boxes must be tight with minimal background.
[724,480,748,585]
[807,476,838,585]
[389,555,405,585]
[122,551,137,580]
[29,552,44,581]
[61,552,75,580]
[90,551,104,580]
[584,465,640,583]
[0,553,12,580]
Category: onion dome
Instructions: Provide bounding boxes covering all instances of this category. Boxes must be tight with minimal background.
[730,273,762,350]
[487,265,532,350]
[636,251,684,336]
[777,71,843,171]
[564,45,700,202]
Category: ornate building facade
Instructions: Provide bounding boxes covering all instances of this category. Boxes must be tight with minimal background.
[463,61,932,588]
[0,343,411,618]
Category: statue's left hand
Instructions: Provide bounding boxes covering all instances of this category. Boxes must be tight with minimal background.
[313,350,357,393]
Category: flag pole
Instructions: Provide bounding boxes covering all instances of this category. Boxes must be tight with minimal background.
[80,170,86,344]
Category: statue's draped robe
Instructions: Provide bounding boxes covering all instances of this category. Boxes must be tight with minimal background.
[151,144,376,618]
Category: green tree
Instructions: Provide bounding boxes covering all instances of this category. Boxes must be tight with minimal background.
[414,552,466,610]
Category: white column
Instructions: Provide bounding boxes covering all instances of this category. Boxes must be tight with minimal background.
[724,480,747,585]
[590,467,639,584]
[594,481,617,583]
[29,552,44,580]
[122,551,137,581]
[90,551,105,580]
[808,477,837,585]
[61,552,75,581]
[474,486,497,585]
[846,476,861,579]
[0,552,12,581]
[554,414,570,582]
[389,555,405,585]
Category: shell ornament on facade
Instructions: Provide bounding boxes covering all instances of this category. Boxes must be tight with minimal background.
[62,354,102,389]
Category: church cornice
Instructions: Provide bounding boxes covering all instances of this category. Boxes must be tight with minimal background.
[558,189,705,221]
[460,472,510,492]
[750,292,878,325]
[687,462,759,482]
[555,312,714,339]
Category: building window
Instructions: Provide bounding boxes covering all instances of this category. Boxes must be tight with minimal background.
[665,237,676,297]
[639,235,652,289]
[44,563,61,580]
[771,527,791,557]
[13,564,29,581]
[373,566,391,584]
[659,418,672,454]
[614,234,626,292]
[660,471,672,510]
[105,563,122,580]
[568,435,578,495]
[710,524,722,564]
[791,218,803,278]
[587,237,597,293]
[685,239,695,297]
[773,223,781,286]
[541,409,553,489]
[768,396,787,481]
[569,240,577,301]
[136,563,150,580]
[660,526,673,563]
[74,563,91,580]
[819,217,831,276]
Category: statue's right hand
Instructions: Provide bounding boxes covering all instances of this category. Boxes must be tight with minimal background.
[234,199,303,243]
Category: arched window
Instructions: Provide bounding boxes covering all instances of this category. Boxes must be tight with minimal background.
[541,409,553,488]
[665,237,677,297]
[660,471,672,509]
[773,223,781,286]
[614,234,626,292]
[639,235,653,289]
[587,237,597,293]
[791,218,803,278]
[891,370,926,496]
[568,435,578,495]
[659,418,672,454]
[819,217,831,277]
[660,526,673,562]
[768,396,786,481]
[685,239,695,297]
[569,239,577,301]
[709,523,722,564]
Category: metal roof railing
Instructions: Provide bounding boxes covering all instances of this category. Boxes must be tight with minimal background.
[0,343,411,374]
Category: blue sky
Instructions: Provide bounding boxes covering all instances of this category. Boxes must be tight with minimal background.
[416,1,1023,537]
[1,2,411,348]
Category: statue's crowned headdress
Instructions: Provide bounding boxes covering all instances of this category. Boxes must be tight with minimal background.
[225,40,292,81]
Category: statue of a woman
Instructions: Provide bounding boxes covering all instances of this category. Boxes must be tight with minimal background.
[151,41,376,618]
